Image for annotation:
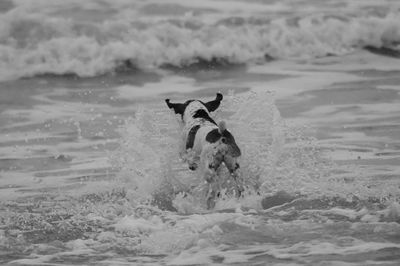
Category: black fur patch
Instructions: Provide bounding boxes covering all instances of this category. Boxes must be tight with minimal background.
[206,129,241,157]
[222,129,234,139]
[222,130,241,157]
[186,125,200,149]
[166,93,222,119]
[204,93,223,112]
[193,109,217,125]
[206,129,221,143]
[165,99,194,118]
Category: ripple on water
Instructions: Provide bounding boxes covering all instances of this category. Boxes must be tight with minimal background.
[1,91,400,265]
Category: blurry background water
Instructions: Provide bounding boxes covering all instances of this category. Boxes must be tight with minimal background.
[0,0,400,265]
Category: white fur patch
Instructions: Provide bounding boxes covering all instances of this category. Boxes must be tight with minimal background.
[183,101,218,141]
[181,101,218,163]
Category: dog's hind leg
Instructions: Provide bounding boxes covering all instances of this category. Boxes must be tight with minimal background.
[224,156,243,197]
[203,162,219,209]
[206,185,217,209]
[232,172,244,197]
[181,148,199,171]
[200,147,223,209]
[205,176,219,209]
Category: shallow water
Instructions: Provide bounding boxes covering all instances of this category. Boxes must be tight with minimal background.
[1,0,400,265]
[1,53,400,266]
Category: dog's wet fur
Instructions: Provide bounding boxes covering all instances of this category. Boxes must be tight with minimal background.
[165,93,242,208]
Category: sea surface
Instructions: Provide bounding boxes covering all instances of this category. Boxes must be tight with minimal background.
[1,0,400,265]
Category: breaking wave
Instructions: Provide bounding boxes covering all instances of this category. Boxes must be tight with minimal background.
[1,4,400,80]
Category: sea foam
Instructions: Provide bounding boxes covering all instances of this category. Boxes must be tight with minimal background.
[1,2,400,80]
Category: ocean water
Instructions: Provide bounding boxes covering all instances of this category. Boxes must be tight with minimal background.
[1,0,400,265]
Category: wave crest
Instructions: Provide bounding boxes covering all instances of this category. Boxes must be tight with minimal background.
[1,8,400,80]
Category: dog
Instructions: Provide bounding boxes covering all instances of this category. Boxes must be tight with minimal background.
[165,93,242,208]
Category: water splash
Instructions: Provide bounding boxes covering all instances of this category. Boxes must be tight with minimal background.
[110,107,175,204]
[108,91,400,213]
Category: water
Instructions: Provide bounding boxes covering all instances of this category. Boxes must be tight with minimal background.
[1,0,400,265]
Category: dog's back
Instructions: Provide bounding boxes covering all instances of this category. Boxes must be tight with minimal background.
[182,101,218,151]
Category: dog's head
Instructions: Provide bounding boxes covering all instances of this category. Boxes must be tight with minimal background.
[165,93,223,121]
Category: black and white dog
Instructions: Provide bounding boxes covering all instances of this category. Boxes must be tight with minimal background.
[165,93,242,208]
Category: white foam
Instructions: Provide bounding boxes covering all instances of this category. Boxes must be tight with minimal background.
[9,239,96,265]
[113,215,164,235]
[1,1,400,80]
[267,238,400,259]
[166,242,267,265]
[380,201,400,222]
[304,207,368,220]
[108,210,253,255]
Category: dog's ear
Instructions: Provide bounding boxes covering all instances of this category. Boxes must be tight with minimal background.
[204,93,223,112]
[165,99,186,115]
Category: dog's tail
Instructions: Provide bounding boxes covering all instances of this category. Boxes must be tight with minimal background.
[218,121,227,134]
